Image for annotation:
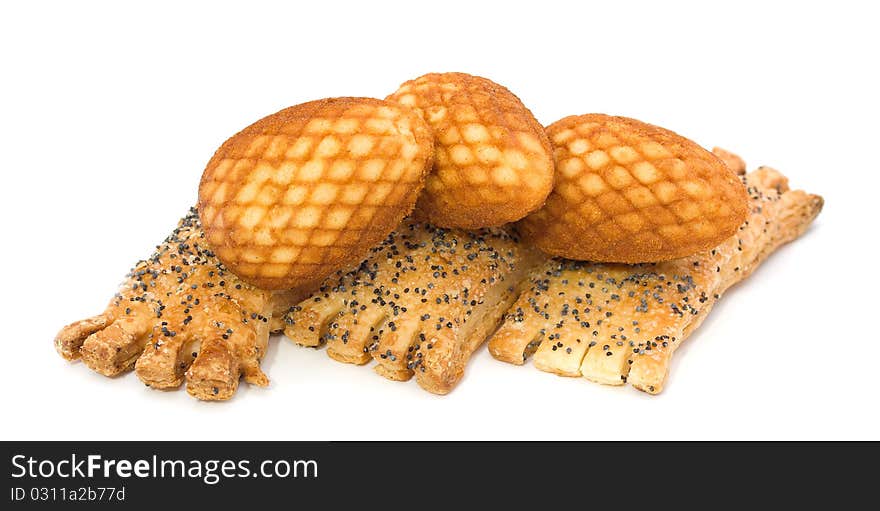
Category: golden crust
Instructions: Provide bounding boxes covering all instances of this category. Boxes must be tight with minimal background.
[712,146,747,175]
[54,209,308,401]
[283,218,542,394]
[490,156,822,393]
[519,114,749,262]
[198,97,434,290]
[387,72,554,229]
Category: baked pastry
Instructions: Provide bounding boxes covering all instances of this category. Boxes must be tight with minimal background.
[54,208,307,400]
[490,154,822,393]
[198,97,433,290]
[387,72,554,229]
[283,218,543,393]
[519,114,749,262]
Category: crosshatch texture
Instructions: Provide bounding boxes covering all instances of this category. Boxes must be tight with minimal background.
[198,97,434,289]
[387,72,554,229]
[520,114,749,262]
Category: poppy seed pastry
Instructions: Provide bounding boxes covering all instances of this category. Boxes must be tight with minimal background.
[54,209,308,401]
[491,155,823,393]
[283,217,543,394]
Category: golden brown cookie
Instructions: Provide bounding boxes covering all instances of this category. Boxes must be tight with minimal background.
[198,97,433,290]
[491,162,823,393]
[387,72,554,229]
[519,114,749,262]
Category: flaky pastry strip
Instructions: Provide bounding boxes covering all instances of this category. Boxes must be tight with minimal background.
[489,153,823,393]
[55,209,307,400]
[284,218,542,394]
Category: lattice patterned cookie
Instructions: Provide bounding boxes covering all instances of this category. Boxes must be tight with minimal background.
[519,114,749,262]
[198,97,433,289]
[387,72,554,229]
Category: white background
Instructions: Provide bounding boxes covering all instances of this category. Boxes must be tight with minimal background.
[2,1,877,440]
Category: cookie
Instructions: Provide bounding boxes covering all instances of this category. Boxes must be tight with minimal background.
[387,72,554,228]
[519,114,749,262]
[198,97,433,289]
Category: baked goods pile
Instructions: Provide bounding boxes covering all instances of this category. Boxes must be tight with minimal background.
[56,72,823,400]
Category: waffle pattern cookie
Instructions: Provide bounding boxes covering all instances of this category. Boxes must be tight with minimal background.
[283,218,542,394]
[54,209,306,400]
[198,97,433,290]
[387,72,554,228]
[490,158,823,393]
[519,114,749,262]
